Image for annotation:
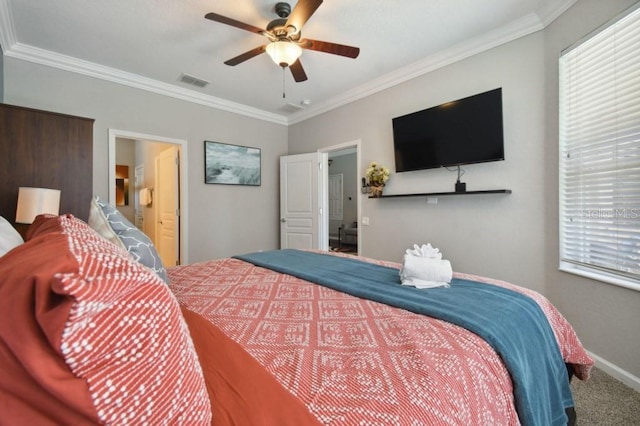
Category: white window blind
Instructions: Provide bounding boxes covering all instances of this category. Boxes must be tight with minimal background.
[559,4,640,290]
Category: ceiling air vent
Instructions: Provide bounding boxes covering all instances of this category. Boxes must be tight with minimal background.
[279,103,306,114]
[178,73,210,88]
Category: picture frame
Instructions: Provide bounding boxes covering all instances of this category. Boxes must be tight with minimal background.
[204,141,261,186]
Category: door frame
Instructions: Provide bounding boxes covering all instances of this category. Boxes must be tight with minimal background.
[108,129,189,263]
[319,139,361,255]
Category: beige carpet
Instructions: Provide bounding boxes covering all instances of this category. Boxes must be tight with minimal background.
[571,366,640,425]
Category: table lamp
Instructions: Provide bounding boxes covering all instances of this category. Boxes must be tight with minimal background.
[15,187,61,224]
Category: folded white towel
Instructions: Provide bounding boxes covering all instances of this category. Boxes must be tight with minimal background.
[399,255,452,289]
[405,243,442,259]
[139,188,152,206]
[401,276,450,289]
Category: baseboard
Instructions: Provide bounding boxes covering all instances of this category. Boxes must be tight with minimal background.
[587,350,640,392]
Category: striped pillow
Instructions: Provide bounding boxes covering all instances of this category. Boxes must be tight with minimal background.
[88,196,168,283]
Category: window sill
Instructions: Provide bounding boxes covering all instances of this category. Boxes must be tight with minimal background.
[559,262,640,292]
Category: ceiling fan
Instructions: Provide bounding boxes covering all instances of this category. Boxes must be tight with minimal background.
[205,0,360,82]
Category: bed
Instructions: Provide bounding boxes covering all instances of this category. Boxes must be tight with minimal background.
[0,207,594,425]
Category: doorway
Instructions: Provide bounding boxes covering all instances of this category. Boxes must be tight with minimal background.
[108,129,189,264]
[279,141,360,255]
[321,140,361,255]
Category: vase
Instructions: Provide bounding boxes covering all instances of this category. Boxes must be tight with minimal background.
[370,184,384,198]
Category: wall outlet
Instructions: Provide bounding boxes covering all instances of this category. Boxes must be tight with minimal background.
[427,197,438,204]
[362,217,370,226]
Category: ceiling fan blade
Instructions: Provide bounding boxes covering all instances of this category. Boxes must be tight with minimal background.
[289,60,308,82]
[286,0,323,33]
[300,39,360,58]
[224,45,266,66]
[205,12,265,34]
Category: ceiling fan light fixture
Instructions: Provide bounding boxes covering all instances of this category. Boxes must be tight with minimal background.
[266,40,302,67]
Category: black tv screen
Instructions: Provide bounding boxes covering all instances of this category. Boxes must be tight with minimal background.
[392,88,504,172]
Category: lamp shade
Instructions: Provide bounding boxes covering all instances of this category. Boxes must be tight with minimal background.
[265,41,302,67]
[15,187,61,224]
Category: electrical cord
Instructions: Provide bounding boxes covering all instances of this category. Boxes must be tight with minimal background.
[445,165,466,182]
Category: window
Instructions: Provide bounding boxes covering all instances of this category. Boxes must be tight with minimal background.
[559,4,640,291]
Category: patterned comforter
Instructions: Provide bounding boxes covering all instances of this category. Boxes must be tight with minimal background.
[168,252,593,425]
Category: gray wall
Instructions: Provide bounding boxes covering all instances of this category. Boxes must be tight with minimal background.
[290,32,546,290]
[4,59,288,263]
[289,0,640,380]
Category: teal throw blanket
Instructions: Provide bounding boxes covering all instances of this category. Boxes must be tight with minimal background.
[234,249,573,426]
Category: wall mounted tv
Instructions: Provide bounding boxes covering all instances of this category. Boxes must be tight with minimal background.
[392,88,504,172]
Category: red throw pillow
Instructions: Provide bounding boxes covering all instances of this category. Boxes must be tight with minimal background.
[0,215,211,424]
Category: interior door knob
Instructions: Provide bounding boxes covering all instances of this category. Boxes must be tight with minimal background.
[281,218,286,223]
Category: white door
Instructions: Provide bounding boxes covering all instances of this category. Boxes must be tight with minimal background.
[155,146,179,266]
[280,152,326,250]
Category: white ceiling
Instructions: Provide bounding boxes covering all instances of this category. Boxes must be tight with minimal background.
[0,0,576,125]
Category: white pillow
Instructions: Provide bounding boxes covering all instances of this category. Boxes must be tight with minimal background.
[0,216,24,257]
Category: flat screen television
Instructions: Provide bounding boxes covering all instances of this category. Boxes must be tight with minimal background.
[392,88,504,172]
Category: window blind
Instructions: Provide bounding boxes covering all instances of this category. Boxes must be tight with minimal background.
[559,5,640,287]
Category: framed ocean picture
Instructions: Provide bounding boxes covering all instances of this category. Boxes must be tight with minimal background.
[204,141,261,186]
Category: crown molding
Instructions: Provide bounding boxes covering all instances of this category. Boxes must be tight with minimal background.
[537,0,578,27]
[0,0,288,125]
[2,0,577,127]
[288,5,572,125]
[0,0,17,52]
[4,43,288,125]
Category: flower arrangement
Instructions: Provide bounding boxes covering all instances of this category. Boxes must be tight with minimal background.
[365,161,390,197]
[366,161,390,186]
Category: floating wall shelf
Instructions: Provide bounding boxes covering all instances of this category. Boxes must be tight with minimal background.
[370,189,512,199]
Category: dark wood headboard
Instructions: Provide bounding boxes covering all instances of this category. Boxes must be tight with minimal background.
[0,103,94,226]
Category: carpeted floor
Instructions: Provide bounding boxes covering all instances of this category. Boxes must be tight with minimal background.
[571,366,640,425]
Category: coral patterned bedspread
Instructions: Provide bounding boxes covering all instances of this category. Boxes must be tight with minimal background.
[168,252,593,425]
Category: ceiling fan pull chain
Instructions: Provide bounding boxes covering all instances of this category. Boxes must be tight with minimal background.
[282,66,286,99]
